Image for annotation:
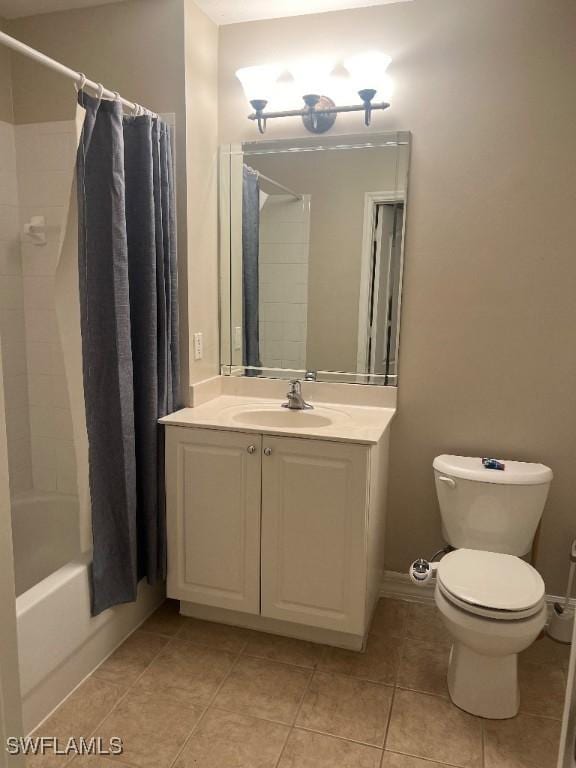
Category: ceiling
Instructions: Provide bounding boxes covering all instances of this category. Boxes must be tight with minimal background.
[0,0,121,19]
[194,0,413,25]
[0,0,412,24]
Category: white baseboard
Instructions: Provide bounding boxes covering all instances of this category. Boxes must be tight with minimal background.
[380,570,576,620]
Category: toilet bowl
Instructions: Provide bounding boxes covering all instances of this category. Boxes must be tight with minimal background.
[435,548,546,719]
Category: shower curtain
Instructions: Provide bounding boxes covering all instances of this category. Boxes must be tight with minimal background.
[242,165,262,372]
[77,92,179,616]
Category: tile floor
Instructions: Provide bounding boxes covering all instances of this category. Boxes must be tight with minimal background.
[27,598,568,768]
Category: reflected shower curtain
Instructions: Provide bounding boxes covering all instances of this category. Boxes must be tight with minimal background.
[242,165,262,371]
[77,92,179,616]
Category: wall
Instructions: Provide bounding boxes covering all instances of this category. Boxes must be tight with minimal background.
[219,0,576,593]
[183,0,219,386]
[7,0,219,399]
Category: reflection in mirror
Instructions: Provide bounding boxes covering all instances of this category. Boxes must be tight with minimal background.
[220,132,410,386]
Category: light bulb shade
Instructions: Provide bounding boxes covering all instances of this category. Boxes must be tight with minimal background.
[235,65,283,104]
[288,57,336,98]
[343,51,392,95]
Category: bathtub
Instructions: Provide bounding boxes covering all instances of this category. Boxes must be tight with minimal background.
[13,492,164,733]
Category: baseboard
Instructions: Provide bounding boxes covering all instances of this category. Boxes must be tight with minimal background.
[380,570,435,603]
[380,570,576,620]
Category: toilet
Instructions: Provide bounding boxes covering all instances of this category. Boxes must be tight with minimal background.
[433,454,553,719]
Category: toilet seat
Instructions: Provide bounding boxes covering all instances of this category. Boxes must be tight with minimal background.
[437,549,545,621]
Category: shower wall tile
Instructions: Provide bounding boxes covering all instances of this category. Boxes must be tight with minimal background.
[15,119,77,498]
[0,240,21,275]
[0,119,33,495]
[259,195,310,371]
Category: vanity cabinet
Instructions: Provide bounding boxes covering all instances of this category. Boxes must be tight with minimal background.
[260,435,369,634]
[165,427,262,615]
[165,424,389,645]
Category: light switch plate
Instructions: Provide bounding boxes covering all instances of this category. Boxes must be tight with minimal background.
[193,332,203,360]
[234,326,242,351]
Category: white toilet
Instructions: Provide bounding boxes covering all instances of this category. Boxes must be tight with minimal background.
[433,454,553,719]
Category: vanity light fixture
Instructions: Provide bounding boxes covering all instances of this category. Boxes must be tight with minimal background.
[236,52,392,134]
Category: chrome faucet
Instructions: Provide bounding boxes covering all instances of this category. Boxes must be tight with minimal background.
[282,379,313,410]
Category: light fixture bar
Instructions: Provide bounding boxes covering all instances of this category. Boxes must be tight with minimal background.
[248,100,390,134]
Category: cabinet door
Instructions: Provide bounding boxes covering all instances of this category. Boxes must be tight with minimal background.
[166,426,262,614]
[261,436,370,634]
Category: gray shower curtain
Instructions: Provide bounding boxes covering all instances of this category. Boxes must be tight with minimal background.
[242,165,262,371]
[77,91,179,616]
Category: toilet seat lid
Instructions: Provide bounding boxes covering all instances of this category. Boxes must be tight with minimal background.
[437,549,545,614]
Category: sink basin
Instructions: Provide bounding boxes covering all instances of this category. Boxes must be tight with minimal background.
[233,409,334,429]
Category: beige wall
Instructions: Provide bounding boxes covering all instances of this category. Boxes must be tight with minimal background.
[184,0,219,385]
[219,0,576,593]
[6,0,219,398]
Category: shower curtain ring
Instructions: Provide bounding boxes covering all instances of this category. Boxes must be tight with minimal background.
[75,73,87,93]
[96,83,104,101]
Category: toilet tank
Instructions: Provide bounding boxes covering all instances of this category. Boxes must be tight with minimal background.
[433,455,553,556]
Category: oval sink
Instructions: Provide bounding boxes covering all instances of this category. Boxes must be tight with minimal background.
[233,409,333,429]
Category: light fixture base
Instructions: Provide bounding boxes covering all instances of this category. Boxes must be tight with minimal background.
[302,95,337,134]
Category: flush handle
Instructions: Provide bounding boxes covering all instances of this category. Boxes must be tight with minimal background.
[438,476,456,489]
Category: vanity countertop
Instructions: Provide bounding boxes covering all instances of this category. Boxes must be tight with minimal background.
[160,395,395,445]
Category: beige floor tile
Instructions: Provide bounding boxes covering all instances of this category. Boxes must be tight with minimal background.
[96,688,202,768]
[177,616,249,653]
[370,599,408,639]
[213,656,311,724]
[386,689,482,768]
[296,671,393,746]
[174,707,290,768]
[396,637,449,697]
[92,631,168,687]
[278,729,382,768]
[243,631,324,668]
[29,678,124,768]
[519,659,566,719]
[140,599,185,637]
[521,634,570,668]
[319,633,402,685]
[483,712,562,768]
[381,753,450,768]
[405,603,452,648]
[135,638,236,708]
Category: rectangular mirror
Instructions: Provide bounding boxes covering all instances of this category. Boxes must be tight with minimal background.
[220,131,410,386]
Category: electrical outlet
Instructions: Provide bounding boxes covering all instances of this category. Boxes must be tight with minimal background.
[193,332,203,361]
[234,326,242,351]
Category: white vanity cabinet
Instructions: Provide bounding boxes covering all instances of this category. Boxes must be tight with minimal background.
[165,427,262,615]
[165,423,390,648]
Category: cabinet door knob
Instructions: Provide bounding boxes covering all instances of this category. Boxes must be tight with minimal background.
[264,447,272,456]
[247,445,257,454]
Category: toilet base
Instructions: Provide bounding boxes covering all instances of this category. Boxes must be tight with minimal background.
[447,642,519,719]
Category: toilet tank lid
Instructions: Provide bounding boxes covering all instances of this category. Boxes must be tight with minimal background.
[433,455,553,485]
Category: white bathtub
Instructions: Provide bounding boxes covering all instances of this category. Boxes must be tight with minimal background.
[13,492,164,733]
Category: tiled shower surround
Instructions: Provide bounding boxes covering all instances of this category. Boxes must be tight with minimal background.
[0,118,77,497]
[259,194,310,371]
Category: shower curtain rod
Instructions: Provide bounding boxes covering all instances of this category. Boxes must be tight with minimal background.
[255,171,302,201]
[0,30,156,117]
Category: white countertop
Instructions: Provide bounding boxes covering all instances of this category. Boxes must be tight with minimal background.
[160,395,395,445]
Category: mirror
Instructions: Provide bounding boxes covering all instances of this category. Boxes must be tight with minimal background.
[220,131,410,386]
